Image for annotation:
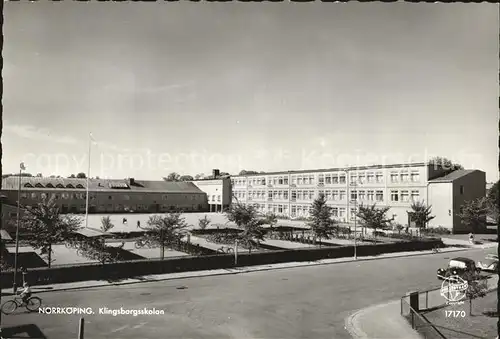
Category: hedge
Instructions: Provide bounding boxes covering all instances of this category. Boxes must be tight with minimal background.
[0,238,442,289]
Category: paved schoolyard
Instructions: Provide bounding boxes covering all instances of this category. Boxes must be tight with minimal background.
[261,239,317,249]
[183,235,247,253]
[5,244,97,266]
[119,241,189,259]
[83,213,310,233]
[5,243,188,266]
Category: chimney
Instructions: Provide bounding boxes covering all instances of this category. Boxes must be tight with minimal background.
[129,178,135,186]
[212,169,220,178]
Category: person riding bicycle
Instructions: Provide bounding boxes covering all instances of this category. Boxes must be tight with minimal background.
[18,282,32,304]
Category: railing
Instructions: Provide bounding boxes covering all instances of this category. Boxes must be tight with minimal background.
[400,297,447,339]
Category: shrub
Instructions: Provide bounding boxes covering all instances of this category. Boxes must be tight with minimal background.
[373,231,387,237]
[421,226,451,235]
[198,215,211,230]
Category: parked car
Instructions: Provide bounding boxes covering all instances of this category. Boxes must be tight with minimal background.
[437,257,481,280]
[478,254,498,272]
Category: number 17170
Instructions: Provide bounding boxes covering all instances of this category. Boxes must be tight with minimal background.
[445,310,466,318]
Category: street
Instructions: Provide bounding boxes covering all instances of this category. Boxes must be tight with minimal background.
[1,248,494,339]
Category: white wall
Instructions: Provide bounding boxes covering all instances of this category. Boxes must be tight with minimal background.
[427,182,453,230]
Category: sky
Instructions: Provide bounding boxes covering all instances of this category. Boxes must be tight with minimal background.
[3,3,499,182]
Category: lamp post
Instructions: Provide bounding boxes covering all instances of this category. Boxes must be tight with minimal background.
[350,182,358,260]
[13,162,26,293]
[345,166,358,260]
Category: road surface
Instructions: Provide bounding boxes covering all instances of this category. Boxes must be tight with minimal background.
[1,248,494,339]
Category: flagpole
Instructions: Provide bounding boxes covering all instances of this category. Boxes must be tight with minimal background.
[13,163,24,293]
[85,133,91,228]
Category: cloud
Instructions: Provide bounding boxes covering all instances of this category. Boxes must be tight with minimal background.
[104,80,194,95]
[138,83,193,94]
[4,124,78,144]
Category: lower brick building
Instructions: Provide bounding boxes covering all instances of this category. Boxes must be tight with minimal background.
[1,177,209,215]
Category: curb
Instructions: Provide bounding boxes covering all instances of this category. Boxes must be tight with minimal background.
[344,299,414,339]
[1,247,473,295]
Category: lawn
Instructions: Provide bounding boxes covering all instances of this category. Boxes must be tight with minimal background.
[422,290,498,338]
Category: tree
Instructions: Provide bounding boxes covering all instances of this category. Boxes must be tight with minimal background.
[239,170,259,175]
[198,215,211,230]
[226,202,266,253]
[308,194,337,246]
[429,156,464,174]
[76,172,86,179]
[68,174,76,178]
[179,175,194,181]
[194,173,205,180]
[462,270,488,316]
[100,216,114,233]
[164,172,180,182]
[487,181,499,223]
[36,173,43,177]
[264,212,278,231]
[458,197,489,233]
[135,213,189,260]
[356,204,391,238]
[409,201,435,235]
[20,197,82,267]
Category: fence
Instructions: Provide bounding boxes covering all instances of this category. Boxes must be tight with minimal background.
[1,238,443,288]
[400,296,447,339]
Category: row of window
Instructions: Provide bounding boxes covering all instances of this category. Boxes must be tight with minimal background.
[232,170,422,187]
[347,190,384,202]
[23,183,85,189]
[20,192,205,201]
[21,192,87,200]
[209,195,222,202]
[267,204,289,214]
[389,171,420,183]
[29,203,204,212]
[235,189,421,203]
[390,190,420,202]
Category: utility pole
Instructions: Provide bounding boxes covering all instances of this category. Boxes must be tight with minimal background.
[13,162,26,293]
[345,166,358,260]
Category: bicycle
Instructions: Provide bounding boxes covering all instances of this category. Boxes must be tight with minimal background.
[1,296,42,315]
[134,239,148,249]
[432,247,440,253]
[217,246,235,254]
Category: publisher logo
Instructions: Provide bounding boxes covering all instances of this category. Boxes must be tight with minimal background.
[440,275,468,304]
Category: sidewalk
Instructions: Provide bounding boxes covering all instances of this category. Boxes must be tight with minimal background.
[441,237,498,250]
[345,300,423,339]
[345,268,499,339]
[1,246,469,296]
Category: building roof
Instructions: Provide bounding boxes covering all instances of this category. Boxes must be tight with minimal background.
[231,162,428,177]
[0,229,13,241]
[428,170,479,183]
[191,177,230,182]
[1,177,204,194]
[75,227,112,238]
